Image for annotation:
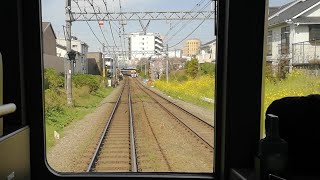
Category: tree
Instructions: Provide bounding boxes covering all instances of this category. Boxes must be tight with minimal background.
[186,58,199,78]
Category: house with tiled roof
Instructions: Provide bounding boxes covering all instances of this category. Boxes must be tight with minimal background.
[267,0,320,65]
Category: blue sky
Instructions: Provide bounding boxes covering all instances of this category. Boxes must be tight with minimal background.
[41,0,294,52]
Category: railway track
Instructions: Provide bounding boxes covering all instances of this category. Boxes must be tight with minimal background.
[130,79,172,172]
[87,79,138,172]
[134,79,214,150]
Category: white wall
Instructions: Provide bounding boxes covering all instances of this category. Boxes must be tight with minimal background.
[268,24,312,64]
[56,39,88,54]
[130,35,155,59]
[294,25,309,42]
[56,39,88,74]
[211,43,216,62]
[56,46,67,58]
[267,3,320,64]
[129,33,163,60]
[168,50,182,58]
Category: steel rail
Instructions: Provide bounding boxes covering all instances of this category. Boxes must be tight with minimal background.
[87,79,127,172]
[136,79,214,128]
[128,81,138,172]
[134,80,214,149]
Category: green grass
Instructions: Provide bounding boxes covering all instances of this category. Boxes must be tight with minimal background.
[45,87,113,150]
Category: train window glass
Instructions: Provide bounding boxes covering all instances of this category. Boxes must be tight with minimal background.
[41,0,215,175]
[263,0,320,136]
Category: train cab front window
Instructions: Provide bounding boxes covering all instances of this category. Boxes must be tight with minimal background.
[41,0,216,176]
[1,0,285,179]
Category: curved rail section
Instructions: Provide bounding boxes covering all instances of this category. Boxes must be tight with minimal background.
[87,79,138,172]
[134,79,214,149]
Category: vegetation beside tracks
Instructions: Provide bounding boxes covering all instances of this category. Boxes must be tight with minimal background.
[44,68,113,149]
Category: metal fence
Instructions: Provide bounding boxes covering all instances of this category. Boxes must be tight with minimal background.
[292,41,320,64]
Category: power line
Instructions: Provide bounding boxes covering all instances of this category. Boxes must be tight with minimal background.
[86,0,112,52]
[164,0,211,44]
[118,0,126,59]
[73,0,109,52]
[102,0,119,49]
[164,0,207,39]
[168,13,211,49]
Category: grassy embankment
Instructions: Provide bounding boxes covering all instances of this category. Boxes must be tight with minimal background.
[154,72,215,109]
[44,68,113,149]
[154,65,320,113]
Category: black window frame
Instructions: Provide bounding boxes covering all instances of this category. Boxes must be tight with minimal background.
[280,26,290,55]
[2,0,267,179]
[267,30,273,56]
[309,24,320,41]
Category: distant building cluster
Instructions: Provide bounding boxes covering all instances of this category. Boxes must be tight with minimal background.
[181,38,216,64]
[42,22,104,77]
[42,20,217,80]
[128,32,164,60]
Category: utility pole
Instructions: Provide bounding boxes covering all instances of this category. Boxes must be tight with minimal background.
[145,59,147,76]
[102,44,106,85]
[166,44,169,83]
[140,59,142,75]
[115,57,118,87]
[66,0,73,105]
[112,54,116,87]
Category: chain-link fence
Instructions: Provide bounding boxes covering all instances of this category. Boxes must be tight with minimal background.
[292,41,320,64]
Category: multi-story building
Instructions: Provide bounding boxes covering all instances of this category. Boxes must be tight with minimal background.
[56,36,89,74]
[182,38,201,57]
[128,32,163,60]
[197,39,216,63]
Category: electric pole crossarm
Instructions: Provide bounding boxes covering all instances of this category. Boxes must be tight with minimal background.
[71,11,214,21]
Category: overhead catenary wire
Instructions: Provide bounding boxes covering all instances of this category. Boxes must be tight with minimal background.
[168,13,211,49]
[71,0,214,53]
[164,0,211,44]
[102,0,119,50]
[73,0,111,52]
[118,0,126,59]
[164,0,207,40]
[86,0,112,52]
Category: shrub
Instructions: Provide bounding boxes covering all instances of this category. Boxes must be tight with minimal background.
[185,58,199,78]
[44,88,66,123]
[200,62,215,76]
[72,74,101,93]
[44,68,64,90]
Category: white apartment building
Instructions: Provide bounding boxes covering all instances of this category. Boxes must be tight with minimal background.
[56,36,89,74]
[128,32,163,60]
